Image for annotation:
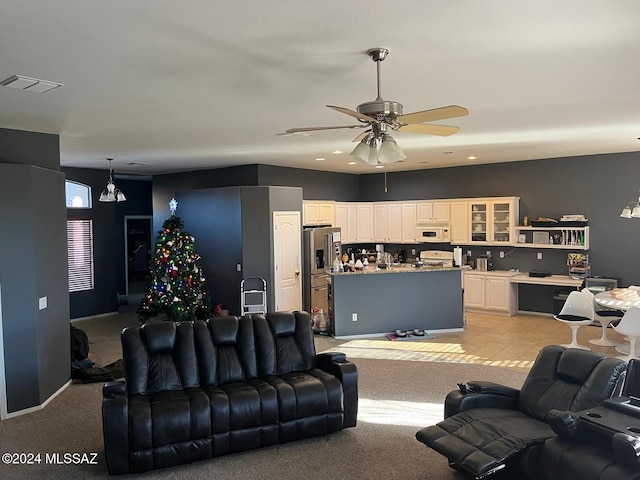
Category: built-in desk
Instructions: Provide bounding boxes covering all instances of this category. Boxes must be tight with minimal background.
[510,272,583,315]
[462,271,583,315]
[510,273,583,288]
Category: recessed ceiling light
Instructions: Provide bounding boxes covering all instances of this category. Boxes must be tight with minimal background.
[332,150,343,154]
[375,165,384,169]
[467,155,477,160]
[348,161,357,165]
[315,157,326,161]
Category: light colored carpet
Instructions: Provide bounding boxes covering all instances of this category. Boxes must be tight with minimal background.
[0,312,529,479]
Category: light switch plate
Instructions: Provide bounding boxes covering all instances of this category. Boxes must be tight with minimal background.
[537,252,543,260]
[39,296,47,310]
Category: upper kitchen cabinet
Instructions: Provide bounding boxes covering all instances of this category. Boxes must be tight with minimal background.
[374,202,417,243]
[356,203,375,243]
[336,202,376,243]
[303,201,335,226]
[469,197,519,245]
[449,200,469,244]
[335,202,355,244]
[416,201,450,223]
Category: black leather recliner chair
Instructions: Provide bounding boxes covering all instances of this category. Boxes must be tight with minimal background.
[102,311,358,475]
[415,345,626,479]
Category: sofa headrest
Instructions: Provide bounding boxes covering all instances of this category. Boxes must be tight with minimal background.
[267,312,297,337]
[208,315,239,345]
[141,321,177,353]
[557,348,602,384]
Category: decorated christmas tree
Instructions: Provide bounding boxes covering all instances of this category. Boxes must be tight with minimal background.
[137,198,211,323]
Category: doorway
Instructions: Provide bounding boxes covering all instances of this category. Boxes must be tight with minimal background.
[124,216,153,303]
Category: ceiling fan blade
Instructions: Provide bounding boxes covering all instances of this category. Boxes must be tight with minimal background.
[397,105,469,125]
[285,125,365,134]
[398,124,460,136]
[327,105,378,123]
[352,130,371,143]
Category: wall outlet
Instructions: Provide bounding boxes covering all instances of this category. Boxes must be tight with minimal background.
[486,250,491,256]
[236,263,242,272]
[38,296,47,310]
[411,248,416,255]
[467,250,472,256]
[499,251,505,258]
[537,252,543,260]
[352,313,358,322]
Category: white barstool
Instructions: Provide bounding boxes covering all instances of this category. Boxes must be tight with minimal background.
[553,290,594,350]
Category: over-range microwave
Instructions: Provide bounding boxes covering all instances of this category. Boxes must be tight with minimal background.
[416,226,450,243]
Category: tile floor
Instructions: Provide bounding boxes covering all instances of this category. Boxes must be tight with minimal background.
[315,311,626,370]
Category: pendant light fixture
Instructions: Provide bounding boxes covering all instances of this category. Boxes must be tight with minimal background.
[620,190,640,218]
[99,158,127,202]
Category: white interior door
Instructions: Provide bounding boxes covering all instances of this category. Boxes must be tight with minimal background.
[273,211,302,311]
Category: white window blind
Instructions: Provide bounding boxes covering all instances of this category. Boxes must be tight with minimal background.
[67,219,94,292]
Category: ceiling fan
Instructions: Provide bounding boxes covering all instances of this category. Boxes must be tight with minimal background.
[284,47,469,165]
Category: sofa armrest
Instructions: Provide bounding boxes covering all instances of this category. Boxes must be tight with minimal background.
[444,382,520,418]
[547,409,581,438]
[103,380,127,397]
[611,432,640,466]
[316,352,358,428]
[102,381,129,475]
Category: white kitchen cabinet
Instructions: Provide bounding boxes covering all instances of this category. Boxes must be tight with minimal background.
[416,201,450,223]
[450,201,469,244]
[469,197,519,245]
[303,201,335,226]
[334,203,354,244]
[356,203,374,242]
[463,270,517,315]
[373,202,415,243]
[373,203,388,242]
[400,203,417,243]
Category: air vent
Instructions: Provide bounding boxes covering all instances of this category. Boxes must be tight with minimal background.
[1,75,63,93]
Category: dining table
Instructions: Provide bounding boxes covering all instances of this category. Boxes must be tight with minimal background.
[594,289,640,356]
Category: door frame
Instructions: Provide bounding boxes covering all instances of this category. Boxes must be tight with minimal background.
[123,215,153,297]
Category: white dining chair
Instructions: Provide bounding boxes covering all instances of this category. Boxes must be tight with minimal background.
[613,307,640,362]
[553,289,594,350]
[583,288,623,347]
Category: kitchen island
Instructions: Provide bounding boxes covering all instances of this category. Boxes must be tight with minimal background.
[329,266,464,338]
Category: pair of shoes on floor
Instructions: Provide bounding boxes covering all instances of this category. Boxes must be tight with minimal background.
[395,329,425,337]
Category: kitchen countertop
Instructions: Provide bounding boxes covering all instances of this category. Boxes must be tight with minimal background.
[328,265,461,275]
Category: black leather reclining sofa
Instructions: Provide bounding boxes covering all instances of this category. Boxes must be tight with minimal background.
[416,345,635,479]
[102,311,358,475]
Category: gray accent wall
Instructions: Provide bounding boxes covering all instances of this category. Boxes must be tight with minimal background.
[359,152,640,287]
[176,186,303,316]
[0,161,69,414]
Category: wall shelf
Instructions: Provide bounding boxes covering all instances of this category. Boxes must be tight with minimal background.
[514,226,589,250]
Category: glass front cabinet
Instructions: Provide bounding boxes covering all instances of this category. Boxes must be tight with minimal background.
[469,197,519,245]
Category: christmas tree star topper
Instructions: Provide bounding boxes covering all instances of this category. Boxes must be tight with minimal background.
[169,197,178,215]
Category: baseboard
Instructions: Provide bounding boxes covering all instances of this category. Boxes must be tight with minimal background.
[2,379,71,420]
[70,311,119,323]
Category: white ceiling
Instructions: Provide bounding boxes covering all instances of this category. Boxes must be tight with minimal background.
[1,1,640,175]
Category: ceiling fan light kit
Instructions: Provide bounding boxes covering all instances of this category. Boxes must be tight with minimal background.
[286,47,468,166]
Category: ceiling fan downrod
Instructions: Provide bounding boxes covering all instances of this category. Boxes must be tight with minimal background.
[367,47,389,101]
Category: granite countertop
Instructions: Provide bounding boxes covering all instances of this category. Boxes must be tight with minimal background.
[328,265,461,275]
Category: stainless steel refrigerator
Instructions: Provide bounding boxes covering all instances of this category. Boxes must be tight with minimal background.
[302,226,341,314]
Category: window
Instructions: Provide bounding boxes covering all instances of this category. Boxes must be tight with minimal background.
[67,219,94,292]
[65,180,92,208]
